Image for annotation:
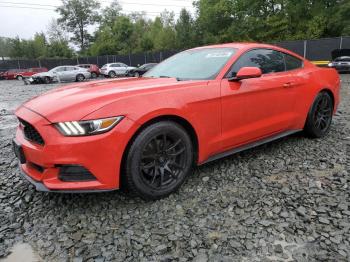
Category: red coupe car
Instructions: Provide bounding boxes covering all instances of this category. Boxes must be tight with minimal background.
[13,43,340,199]
[3,69,23,80]
[14,67,48,80]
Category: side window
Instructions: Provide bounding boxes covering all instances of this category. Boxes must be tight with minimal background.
[111,64,119,67]
[55,67,65,72]
[285,54,303,71]
[227,49,285,77]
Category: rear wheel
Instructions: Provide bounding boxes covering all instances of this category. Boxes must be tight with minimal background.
[123,121,194,200]
[304,91,333,138]
[76,74,85,82]
[16,75,23,81]
[134,72,140,77]
[91,72,97,78]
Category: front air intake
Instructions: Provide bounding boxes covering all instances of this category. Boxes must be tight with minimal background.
[58,165,97,182]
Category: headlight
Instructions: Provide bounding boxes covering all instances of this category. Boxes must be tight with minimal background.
[55,116,124,136]
[328,63,333,67]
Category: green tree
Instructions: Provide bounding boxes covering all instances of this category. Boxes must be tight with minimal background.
[0,37,12,60]
[57,0,101,52]
[9,37,24,58]
[101,0,122,28]
[175,9,195,49]
[47,19,74,58]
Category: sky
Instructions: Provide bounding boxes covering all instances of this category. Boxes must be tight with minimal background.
[0,0,195,39]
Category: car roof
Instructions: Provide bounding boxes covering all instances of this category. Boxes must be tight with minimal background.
[106,62,126,65]
[189,42,305,60]
[191,42,280,50]
[335,56,350,59]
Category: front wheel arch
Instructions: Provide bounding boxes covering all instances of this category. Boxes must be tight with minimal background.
[120,115,199,189]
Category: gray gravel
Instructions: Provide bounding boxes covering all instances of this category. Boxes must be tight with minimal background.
[0,77,349,261]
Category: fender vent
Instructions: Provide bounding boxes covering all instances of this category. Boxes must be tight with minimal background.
[19,118,45,145]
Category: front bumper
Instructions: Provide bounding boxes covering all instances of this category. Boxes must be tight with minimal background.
[14,106,137,192]
[18,165,115,193]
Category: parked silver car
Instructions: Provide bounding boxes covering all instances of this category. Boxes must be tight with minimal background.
[100,63,136,78]
[26,66,91,84]
[328,56,350,73]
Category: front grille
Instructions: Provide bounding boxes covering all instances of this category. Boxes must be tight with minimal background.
[19,118,45,145]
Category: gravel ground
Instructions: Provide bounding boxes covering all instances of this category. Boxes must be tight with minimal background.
[0,76,349,262]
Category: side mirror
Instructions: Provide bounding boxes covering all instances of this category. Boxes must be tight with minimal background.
[229,67,262,81]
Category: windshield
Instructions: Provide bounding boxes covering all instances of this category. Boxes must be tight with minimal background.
[144,48,237,80]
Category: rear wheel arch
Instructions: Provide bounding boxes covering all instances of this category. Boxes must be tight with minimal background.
[304,89,334,138]
[120,115,199,188]
[319,88,335,108]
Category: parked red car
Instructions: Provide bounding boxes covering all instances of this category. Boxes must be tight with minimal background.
[14,67,48,80]
[13,43,340,200]
[77,64,100,78]
[3,69,23,80]
[0,71,5,80]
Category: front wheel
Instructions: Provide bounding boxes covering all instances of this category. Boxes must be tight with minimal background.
[123,121,194,200]
[16,75,23,81]
[76,74,85,82]
[91,72,97,78]
[108,71,116,78]
[304,91,333,138]
[43,76,51,84]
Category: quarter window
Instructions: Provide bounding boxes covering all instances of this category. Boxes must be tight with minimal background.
[285,54,303,71]
[227,49,285,77]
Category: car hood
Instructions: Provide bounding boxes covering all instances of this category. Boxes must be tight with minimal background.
[32,72,52,77]
[20,77,193,122]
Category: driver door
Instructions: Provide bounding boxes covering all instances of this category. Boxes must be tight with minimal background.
[54,67,66,81]
[220,48,298,150]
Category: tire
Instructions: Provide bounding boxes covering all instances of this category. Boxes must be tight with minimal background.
[134,72,140,77]
[109,71,116,78]
[16,75,23,81]
[76,74,85,82]
[123,121,194,200]
[91,72,97,78]
[304,91,333,138]
[44,76,51,84]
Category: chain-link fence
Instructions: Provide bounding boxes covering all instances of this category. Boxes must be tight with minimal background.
[274,36,350,60]
[1,37,350,72]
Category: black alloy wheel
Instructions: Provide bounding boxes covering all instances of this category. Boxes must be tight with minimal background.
[123,121,194,200]
[304,92,333,138]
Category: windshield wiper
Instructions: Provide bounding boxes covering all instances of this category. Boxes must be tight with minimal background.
[158,75,185,81]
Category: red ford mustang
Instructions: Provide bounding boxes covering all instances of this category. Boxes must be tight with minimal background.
[13,43,340,199]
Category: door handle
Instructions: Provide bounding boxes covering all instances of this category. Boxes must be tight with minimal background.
[283,82,294,88]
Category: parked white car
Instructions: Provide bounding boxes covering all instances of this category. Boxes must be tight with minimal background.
[100,63,136,78]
